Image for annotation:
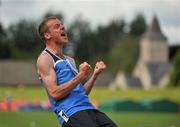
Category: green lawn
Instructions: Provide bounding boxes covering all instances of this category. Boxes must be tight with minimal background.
[0,87,180,103]
[0,87,180,127]
[108,112,180,127]
[0,111,59,127]
[0,111,180,127]
[90,87,180,103]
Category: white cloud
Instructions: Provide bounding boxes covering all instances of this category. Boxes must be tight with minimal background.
[163,26,180,45]
[0,0,179,43]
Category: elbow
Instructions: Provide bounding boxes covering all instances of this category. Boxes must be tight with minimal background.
[49,91,64,100]
[51,93,61,100]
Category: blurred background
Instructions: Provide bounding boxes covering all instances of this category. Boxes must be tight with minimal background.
[0,0,180,127]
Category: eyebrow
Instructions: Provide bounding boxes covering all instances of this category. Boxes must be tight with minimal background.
[53,22,63,26]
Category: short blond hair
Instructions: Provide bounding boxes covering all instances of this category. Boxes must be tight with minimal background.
[38,17,57,41]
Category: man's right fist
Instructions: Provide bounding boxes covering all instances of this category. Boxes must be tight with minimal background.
[79,62,92,78]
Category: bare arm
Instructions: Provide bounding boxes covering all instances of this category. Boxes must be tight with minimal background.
[37,53,91,100]
[83,61,106,95]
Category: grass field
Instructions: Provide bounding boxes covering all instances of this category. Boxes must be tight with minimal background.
[0,87,180,127]
[0,111,180,127]
[0,87,180,103]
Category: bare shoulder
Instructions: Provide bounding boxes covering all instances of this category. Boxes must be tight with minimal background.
[37,52,53,71]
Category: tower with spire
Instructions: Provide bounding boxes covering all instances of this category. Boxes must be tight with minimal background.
[133,16,170,89]
[109,15,170,90]
[140,16,169,63]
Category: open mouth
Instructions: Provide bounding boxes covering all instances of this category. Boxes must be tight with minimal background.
[61,32,67,37]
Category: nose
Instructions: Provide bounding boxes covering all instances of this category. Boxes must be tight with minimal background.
[60,25,65,31]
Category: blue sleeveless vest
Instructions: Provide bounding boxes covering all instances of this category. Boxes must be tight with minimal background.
[40,48,95,125]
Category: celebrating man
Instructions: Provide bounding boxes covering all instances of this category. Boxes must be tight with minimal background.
[36,17,117,127]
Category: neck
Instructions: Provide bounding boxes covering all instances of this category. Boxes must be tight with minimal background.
[46,42,64,58]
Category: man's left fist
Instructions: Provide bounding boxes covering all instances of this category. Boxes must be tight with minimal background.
[94,61,106,75]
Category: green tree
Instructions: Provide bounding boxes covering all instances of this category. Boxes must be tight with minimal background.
[129,14,146,36]
[9,20,41,51]
[0,23,12,59]
[107,34,139,75]
[0,23,5,36]
[69,18,125,64]
[43,11,64,22]
[8,20,43,59]
[169,50,180,87]
[0,43,12,59]
[68,16,93,62]
[96,19,125,56]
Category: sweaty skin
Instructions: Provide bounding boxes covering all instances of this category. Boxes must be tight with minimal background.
[37,18,106,100]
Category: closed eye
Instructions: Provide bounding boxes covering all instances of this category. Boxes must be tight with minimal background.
[53,24,60,29]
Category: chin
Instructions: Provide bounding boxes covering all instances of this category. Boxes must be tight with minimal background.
[63,39,69,43]
[58,38,68,44]
[61,37,68,42]
[61,41,68,45]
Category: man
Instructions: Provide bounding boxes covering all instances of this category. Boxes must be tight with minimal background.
[36,17,117,127]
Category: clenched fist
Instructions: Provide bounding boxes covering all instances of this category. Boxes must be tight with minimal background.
[94,61,106,76]
[79,62,92,79]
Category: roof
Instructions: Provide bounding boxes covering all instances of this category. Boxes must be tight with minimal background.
[146,63,170,85]
[124,75,142,87]
[142,16,167,41]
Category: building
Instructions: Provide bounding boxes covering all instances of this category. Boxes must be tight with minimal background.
[110,16,171,89]
[0,60,39,86]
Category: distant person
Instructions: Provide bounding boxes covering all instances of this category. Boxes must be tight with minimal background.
[5,93,12,112]
[36,17,117,127]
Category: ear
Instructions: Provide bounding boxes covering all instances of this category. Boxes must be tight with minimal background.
[44,32,51,40]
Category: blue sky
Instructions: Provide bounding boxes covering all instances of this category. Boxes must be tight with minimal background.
[0,0,180,44]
